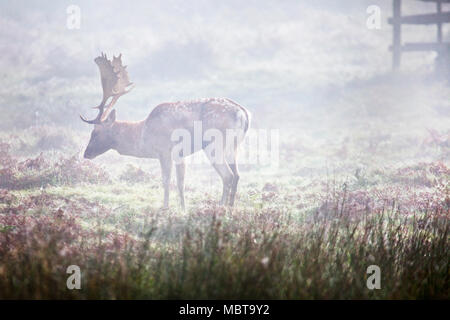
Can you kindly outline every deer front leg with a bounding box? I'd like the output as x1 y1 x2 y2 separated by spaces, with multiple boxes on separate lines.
159 153 172 209
175 159 186 211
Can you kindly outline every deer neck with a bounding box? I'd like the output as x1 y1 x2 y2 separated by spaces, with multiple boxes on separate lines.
111 120 146 157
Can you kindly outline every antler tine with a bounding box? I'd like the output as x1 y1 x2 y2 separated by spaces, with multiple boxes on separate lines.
80 97 108 124
100 53 134 121
80 114 98 124
80 52 133 124
101 84 135 121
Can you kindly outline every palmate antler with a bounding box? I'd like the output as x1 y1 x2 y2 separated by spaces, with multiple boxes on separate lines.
80 53 134 124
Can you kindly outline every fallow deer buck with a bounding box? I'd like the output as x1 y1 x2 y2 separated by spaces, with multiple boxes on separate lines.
80 53 250 210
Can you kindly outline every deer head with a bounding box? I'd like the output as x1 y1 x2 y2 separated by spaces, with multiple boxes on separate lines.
81 53 134 159
83 109 117 159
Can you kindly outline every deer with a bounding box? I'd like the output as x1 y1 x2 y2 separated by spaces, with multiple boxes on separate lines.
80 53 251 210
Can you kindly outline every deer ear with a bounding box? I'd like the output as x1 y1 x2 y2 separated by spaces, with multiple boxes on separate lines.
106 109 116 123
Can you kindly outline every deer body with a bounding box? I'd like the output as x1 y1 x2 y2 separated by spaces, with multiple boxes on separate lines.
80 53 250 209
83 92 250 209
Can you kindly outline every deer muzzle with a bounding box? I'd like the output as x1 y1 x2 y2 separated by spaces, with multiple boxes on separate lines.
83 146 97 159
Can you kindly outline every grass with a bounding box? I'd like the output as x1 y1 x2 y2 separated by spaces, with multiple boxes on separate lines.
0 189 448 299
0 142 448 299
0 77 449 299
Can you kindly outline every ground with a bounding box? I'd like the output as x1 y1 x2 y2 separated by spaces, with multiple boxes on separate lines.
0 76 449 299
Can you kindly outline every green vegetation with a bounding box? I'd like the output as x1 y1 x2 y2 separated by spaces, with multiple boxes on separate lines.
0 123 448 299
0 77 449 299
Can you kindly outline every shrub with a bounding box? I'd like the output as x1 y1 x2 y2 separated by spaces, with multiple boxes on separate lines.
119 164 153 184
0 142 110 189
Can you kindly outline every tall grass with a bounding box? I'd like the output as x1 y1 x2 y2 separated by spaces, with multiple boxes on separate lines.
0 197 448 299
0 125 448 299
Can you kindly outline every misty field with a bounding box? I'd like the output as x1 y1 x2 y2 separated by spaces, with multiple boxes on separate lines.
0 75 448 299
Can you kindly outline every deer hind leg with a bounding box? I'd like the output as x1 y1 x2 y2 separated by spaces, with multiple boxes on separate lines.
225 132 243 207
175 159 186 211
159 153 172 209
216 162 234 206
204 150 234 206
227 152 240 207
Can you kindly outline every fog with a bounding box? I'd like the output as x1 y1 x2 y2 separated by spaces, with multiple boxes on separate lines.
1 0 448 131
0 1 449 300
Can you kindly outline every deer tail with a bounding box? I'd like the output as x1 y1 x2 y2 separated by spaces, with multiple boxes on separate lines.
238 105 251 134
